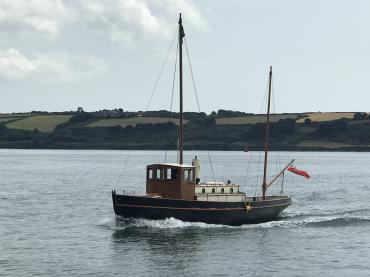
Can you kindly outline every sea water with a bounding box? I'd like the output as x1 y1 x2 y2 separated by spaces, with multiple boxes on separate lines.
1 150 369 276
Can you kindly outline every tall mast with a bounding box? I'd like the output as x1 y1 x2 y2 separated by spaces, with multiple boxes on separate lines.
178 13 185 164
262 66 273 199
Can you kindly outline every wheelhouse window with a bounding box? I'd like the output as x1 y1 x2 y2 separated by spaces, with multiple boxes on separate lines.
148 169 153 180
171 168 179 180
183 169 193 181
153 168 163 180
166 168 172 180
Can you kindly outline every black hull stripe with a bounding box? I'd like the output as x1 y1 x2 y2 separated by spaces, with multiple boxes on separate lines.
116 203 290 211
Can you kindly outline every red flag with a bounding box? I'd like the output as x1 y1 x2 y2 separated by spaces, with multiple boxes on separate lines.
287 165 310 179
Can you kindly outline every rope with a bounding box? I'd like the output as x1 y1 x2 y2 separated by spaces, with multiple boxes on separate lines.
243 150 253 188
254 150 263 197
184 37 216 183
145 29 177 112
115 28 177 190
280 171 285 195
164 37 179 163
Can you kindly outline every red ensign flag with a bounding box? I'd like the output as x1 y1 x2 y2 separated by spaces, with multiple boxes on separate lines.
287 165 310 179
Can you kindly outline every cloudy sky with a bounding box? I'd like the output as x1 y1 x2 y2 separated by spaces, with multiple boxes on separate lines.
1 0 369 114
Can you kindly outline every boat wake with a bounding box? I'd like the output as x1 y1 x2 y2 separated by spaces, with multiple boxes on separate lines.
115 217 228 229
251 215 370 229
105 208 370 230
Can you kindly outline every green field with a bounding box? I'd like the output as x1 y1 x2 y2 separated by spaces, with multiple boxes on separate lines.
0 117 20 123
6 115 74 132
296 140 352 149
296 112 355 123
0 113 32 124
87 117 187 127
216 114 299 125
0 113 31 118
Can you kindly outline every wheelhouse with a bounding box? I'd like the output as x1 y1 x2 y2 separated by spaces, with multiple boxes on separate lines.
146 163 195 200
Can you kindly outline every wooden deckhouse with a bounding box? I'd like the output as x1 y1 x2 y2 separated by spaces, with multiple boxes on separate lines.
146 163 195 200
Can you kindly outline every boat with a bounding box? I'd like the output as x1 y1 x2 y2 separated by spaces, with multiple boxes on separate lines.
112 14 295 226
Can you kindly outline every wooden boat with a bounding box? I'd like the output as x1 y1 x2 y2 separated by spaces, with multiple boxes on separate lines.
112 14 293 226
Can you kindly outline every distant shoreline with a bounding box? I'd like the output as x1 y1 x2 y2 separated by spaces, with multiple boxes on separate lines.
1 110 369 152
1 146 370 152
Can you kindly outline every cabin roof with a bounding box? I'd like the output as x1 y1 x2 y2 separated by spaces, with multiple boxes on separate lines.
147 163 194 169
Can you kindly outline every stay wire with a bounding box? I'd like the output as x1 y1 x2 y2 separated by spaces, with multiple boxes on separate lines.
144 29 178 112
164 38 179 163
115 28 177 190
243 150 253 188
254 75 271 196
254 150 263 197
184 37 216 183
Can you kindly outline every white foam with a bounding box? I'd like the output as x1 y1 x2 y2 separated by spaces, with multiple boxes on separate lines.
97 217 116 227
118 217 232 229
112 213 370 230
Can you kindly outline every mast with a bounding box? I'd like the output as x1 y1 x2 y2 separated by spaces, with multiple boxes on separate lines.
178 13 185 164
262 66 273 199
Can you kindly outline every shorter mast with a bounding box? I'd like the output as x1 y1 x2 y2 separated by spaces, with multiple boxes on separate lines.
178 13 185 164
262 66 273 199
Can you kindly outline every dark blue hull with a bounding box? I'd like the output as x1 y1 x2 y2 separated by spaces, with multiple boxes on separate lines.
112 191 291 226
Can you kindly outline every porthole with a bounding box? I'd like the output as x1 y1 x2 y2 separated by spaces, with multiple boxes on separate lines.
230 188 234 193
212 188 215 193
221 188 224 193
202 188 205 193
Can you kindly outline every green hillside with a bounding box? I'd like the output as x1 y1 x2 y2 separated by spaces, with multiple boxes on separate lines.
6 115 74 132
0 110 369 151
87 117 187 127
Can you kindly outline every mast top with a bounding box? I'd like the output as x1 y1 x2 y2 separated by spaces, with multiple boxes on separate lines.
178 13 185 38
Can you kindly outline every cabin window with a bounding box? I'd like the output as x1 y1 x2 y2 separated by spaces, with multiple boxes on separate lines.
148 169 153 180
171 168 179 180
201 188 205 193
212 188 215 193
184 170 189 181
166 168 171 180
183 169 193 181
230 188 234 193
221 188 224 193
155 168 163 180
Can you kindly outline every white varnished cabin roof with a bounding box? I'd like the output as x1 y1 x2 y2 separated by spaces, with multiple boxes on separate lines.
197 182 240 187
147 163 194 168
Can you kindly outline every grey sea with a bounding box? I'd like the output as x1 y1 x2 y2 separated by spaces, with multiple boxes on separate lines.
1 150 369 277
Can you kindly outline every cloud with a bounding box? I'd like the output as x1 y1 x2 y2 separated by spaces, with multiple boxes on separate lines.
0 0 69 38
77 0 206 43
0 0 205 43
0 48 107 82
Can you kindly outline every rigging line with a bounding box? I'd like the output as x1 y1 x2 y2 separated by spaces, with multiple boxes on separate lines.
115 28 177 190
243 150 253 187
280 171 285 195
184 37 216 183
254 149 263 197
164 38 179 163
184 38 201 112
272 73 276 115
145 28 178 112
260 77 270 114
254 74 271 196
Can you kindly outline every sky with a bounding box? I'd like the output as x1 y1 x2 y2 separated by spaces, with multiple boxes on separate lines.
1 0 370 114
